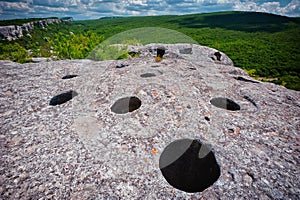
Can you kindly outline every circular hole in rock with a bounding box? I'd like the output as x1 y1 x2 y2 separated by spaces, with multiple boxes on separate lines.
140 73 156 78
49 90 78 106
179 47 192 54
189 67 197 70
116 64 129 69
111 96 142 114
159 139 220 193
128 51 141 58
62 75 78 79
210 97 240 111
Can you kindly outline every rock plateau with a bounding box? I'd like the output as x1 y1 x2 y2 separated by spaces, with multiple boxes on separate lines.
0 44 299 199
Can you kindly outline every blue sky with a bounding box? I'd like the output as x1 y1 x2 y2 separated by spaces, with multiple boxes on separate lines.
0 0 299 20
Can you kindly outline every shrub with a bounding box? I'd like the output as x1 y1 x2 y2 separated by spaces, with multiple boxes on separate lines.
0 43 28 63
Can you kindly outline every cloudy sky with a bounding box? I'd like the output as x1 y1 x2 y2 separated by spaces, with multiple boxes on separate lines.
0 0 299 20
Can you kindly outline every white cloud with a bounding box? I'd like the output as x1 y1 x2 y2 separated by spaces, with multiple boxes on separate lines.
233 0 300 16
193 0 236 4
278 0 300 16
129 0 148 6
0 0 299 20
34 5 69 12
0 1 31 11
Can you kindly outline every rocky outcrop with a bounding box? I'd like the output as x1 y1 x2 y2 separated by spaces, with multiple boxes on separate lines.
0 18 61 40
0 44 299 199
61 17 74 22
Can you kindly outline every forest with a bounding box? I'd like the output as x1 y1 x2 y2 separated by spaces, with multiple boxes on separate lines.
0 11 299 90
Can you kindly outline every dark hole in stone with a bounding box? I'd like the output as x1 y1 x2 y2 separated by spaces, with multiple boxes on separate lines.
128 51 140 58
62 75 78 79
229 70 240 75
228 171 235 181
116 64 129 69
49 90 78 106
189 67 197 70
157 47 166 58
234 76 259 83
286 95 294 101
205 116 210 121
210 97 241 111
111 96 141 114
179 48 193 54
159 139 220 193
228 128 234 133
214 52 222 61
247 172 255 181
140 73 156 78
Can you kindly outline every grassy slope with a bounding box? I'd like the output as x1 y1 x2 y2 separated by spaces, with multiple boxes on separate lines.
1 11 300 90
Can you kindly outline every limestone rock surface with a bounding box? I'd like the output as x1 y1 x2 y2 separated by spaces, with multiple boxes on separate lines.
0 44 299 199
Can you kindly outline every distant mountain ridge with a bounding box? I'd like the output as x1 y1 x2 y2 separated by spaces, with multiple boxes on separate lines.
0 17 73 41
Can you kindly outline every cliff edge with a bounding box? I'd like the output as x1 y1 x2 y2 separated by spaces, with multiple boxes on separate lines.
0 18 62 41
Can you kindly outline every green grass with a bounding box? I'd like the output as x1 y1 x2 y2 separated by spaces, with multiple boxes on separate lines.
0 11 299 90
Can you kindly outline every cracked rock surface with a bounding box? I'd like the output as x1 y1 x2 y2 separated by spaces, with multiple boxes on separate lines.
0 43 299 199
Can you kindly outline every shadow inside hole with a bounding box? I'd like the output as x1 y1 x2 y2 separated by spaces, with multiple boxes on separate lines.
111 96 142 114
62 75 78 79
159 139 220 193
243 95 258 109
116 64 129 68
210 97 241 111
234 76 259 84
49 90 78 106
205 116 210 121
140 73 156 78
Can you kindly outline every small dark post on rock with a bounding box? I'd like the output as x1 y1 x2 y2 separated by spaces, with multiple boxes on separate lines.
214 52 222 61
157 47 166 58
